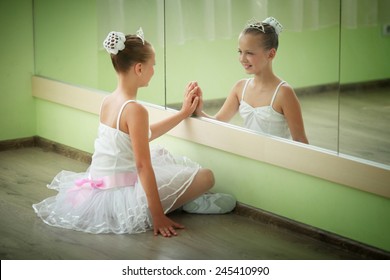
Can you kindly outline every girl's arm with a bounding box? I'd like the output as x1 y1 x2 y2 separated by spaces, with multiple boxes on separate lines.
279 86 309 144
149 82 199 141
125 103 184 237
194 80 243 123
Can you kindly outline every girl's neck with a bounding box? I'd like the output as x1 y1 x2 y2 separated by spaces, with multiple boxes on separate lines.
252 68 279 86
115 74 139 100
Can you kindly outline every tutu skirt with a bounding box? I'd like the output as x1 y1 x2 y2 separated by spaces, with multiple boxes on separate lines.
32 146 200 234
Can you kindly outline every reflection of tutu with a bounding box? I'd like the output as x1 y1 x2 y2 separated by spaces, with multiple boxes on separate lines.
33 146 200 234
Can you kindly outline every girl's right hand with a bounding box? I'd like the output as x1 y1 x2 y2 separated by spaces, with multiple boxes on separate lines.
180 82 200 118
153 213 185 237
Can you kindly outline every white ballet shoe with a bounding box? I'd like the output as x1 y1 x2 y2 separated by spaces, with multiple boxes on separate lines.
183 193 236 214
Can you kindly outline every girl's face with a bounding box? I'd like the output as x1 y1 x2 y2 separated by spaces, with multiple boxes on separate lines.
238 33 273 75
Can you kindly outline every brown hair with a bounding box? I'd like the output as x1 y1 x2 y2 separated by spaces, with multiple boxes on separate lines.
242 23 279 51
110 35 153 73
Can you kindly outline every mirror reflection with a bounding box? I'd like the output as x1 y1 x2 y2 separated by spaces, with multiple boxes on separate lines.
32 0 389 166
165 0 340 151
33 0 166 107
339 0 390 165
193 16 309 144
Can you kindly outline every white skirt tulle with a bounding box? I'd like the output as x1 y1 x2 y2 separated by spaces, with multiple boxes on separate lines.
32 147 200 234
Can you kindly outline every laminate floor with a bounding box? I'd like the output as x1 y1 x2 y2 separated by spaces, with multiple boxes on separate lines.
0 148 372 260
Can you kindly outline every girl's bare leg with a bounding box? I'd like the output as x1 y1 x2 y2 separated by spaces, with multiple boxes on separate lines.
170 168 215 211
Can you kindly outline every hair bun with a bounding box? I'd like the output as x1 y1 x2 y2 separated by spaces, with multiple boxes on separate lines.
103 31 126 55
262 17 283 35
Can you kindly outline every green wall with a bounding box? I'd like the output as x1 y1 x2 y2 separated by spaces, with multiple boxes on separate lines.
35 100 98 153
33 0 165 107
33 0 99 89
1 0 389 252
340 25 390 84
30 0 390 103
0 0 35 141
165 26 340 104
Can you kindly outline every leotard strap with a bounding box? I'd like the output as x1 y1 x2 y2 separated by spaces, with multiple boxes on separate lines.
241 78 252 101
270 81 286 107
116 100 137 130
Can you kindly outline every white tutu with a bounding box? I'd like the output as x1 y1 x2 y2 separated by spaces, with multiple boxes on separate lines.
33 146 200 234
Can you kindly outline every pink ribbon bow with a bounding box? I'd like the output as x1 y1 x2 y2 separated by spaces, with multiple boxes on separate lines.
75 178 104 188
74 172 138 190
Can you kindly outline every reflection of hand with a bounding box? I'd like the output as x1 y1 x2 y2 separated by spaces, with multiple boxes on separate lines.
194 85 204 116
153 213 185 237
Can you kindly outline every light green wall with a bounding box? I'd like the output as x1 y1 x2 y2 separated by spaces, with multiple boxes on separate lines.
164 0 341 104
35 100 98 153
340 25 390 84
31 0 390 106
33 0 99 89
166 26 340 104
0 0 35 141
31 0 390 103
33 0 166 106
1 0 389 251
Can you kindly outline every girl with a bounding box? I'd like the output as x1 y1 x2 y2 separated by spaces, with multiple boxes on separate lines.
33 29 236 238
195 17 308 144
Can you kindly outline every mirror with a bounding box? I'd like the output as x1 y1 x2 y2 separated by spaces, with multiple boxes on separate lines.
33 0 166 107
165 0 340 152
339 0 390 165
33 0 389 167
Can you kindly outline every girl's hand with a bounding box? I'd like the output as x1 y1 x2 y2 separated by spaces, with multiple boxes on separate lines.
153 214 185 237
180 81 199 118
194 85 204 116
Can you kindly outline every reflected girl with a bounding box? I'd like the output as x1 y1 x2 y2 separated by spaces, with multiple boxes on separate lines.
195 17 308 144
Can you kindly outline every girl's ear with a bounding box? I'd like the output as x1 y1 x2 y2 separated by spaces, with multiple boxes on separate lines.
134 63 142 76
268 48 276 60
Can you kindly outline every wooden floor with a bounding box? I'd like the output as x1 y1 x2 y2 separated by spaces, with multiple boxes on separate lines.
0 147 382 260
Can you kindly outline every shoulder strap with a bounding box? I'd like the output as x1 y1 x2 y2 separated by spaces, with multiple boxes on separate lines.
241 78 252 101
270 81 286 106
116 100 137 130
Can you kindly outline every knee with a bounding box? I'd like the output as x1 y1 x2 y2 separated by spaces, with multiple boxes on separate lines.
202 168 215 189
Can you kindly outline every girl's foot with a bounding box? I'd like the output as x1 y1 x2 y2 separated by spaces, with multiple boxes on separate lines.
183 193 236 214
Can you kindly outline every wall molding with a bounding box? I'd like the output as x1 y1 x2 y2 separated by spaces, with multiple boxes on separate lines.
31 76 390 198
